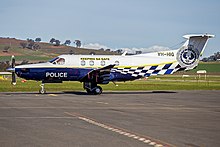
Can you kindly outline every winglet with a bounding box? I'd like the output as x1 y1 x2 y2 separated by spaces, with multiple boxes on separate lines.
183 34 215 39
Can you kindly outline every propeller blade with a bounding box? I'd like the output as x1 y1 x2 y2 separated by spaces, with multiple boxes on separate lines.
11 55 15 68
10 55 16 85
12 72 16 85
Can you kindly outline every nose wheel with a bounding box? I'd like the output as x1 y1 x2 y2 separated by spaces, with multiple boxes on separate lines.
39 83 46 94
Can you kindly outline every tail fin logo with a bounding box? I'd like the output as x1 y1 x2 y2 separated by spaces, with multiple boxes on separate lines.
177 45 199 68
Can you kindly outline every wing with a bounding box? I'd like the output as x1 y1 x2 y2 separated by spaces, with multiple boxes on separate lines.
80 64 115 84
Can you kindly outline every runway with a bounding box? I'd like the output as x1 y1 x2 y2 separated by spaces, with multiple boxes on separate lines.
0 91 220 147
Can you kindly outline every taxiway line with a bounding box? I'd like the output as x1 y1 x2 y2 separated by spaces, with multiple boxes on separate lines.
64 112 176 147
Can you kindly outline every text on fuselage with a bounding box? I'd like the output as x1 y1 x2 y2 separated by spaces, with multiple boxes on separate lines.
46 72 67 78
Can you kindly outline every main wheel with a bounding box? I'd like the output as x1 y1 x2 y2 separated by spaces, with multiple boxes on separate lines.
93 86 102 95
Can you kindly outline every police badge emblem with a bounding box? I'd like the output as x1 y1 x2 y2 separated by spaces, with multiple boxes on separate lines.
177 45 199 68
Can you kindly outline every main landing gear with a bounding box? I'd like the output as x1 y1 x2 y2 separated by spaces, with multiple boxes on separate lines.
83 82 102 95
39 83 46 94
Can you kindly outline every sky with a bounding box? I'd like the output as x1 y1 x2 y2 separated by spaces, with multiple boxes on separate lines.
0 0 219 56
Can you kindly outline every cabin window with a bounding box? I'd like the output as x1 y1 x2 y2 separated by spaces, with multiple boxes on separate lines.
115 61 119 66
57 58 65 65
89 60 94 66
100 60 105 66
81 60 86 66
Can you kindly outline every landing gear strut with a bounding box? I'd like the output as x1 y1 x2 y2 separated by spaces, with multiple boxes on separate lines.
39 83 46 94
83 82 102 95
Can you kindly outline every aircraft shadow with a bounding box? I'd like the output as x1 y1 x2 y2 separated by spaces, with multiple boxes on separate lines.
63 91 177 95
1 91 177 95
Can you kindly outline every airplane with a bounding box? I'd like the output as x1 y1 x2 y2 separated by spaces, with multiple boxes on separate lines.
7 34 214 95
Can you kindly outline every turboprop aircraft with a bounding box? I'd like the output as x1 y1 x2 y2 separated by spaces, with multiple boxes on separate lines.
7 34 214 95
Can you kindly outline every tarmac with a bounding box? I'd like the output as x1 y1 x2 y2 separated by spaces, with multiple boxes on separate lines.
0 90 219 147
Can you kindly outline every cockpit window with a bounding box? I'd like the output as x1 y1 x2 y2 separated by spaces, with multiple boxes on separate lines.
49 57 59 63
57 58 65 65
49 57 65 65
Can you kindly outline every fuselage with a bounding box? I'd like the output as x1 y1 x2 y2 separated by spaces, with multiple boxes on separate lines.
14 50 179 82
8 34 214 95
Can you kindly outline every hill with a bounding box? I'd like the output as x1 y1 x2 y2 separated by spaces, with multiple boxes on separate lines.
0 37 118 62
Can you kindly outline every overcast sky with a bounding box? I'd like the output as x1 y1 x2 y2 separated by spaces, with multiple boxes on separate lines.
0 0 219 56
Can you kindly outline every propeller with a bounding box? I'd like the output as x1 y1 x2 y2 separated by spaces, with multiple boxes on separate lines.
11 55 16 85
7 55 16 85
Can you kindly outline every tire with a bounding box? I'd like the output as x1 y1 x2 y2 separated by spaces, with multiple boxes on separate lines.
39 89 46 94
94 86 102 95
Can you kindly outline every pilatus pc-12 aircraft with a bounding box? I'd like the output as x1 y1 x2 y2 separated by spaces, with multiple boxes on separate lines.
7 34 214 95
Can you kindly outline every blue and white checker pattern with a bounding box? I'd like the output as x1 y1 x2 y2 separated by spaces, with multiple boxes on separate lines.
111 62 186 77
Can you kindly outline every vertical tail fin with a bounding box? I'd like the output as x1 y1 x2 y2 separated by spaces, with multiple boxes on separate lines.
176 34 214 69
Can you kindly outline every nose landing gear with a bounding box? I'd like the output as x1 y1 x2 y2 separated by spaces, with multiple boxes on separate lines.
39 83 46 94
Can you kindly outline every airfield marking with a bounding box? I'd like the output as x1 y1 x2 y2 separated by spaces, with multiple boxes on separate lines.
96 101 109 105
48 94 58 97
64 112 176 147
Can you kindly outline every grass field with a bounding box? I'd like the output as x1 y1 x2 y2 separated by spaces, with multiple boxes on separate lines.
0 55 51 62
1 75 220 92
189 62 220 73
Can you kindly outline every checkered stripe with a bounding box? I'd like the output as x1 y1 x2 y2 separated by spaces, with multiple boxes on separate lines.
111 62 186 77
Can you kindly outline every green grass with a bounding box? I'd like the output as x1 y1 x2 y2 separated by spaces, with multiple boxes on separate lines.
0 75 220 92
152 75 220 81
0 56 51 62
189 62 220 73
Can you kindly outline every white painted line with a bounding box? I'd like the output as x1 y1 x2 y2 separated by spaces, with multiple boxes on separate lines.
128 134 136 138
97 102 109 105
143 140 151 143
124 133 130 136
133 136 140 139
64 112 174 147
138 138 146 141
149 142 156 145
48 94 58 97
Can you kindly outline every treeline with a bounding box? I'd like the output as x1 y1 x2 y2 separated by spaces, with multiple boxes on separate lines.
18 37 82 51
202 52 220 62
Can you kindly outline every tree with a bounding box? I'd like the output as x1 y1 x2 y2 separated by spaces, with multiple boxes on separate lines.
27 40 35 49
64 40 71 46
33 44 41 50
75 40 81 48
115 49 122 54
202 51 220 62
105 49 111 52
54 40 60 46
35 38 41 42
27 38 34 42
135 51 142 54
20 42 27 48
49 38 56 44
